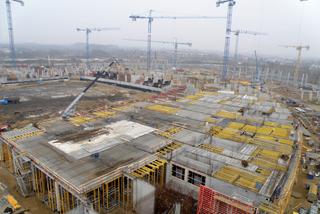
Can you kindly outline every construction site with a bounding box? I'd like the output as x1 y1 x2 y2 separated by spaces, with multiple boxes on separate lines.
1 0 320 214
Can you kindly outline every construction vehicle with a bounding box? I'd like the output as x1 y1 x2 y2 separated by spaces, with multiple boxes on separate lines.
0 97 20 105
0 183 28 214
61 59 119 119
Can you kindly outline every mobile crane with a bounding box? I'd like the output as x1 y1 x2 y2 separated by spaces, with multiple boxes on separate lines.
61 59 119 119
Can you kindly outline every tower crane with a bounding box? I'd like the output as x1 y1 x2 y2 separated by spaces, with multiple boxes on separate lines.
76 27 119 68
280 45 309 84
129 10 225 73
216 0 236 83
6 0 24 68
124 38 192 69
232 30 267 63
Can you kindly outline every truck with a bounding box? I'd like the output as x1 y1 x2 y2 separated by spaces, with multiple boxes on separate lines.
0 97 20 105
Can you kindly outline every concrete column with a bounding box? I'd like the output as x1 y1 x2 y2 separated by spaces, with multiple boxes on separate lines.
287 72 291 85
55 182 61 212
305 74 308 86
301 73 305 87
309 91 313 101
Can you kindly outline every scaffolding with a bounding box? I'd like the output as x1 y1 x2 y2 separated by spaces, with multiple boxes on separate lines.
2 143 14 173
31 163 135 214
12 149 33 197
85 176 133 213
197 185 256 214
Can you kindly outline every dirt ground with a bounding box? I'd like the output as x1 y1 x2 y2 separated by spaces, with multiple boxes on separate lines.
0 80 151 128
0 164 53 214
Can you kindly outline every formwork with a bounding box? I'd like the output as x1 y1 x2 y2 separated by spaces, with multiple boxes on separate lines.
197 185 256 214
0 120 163 214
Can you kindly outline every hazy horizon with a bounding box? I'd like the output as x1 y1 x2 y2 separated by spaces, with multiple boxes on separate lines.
0 0 319 59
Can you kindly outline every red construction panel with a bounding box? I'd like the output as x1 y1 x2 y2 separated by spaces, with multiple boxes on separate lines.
197 186 256 214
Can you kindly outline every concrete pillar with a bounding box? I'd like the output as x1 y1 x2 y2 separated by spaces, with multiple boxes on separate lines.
287 72 291 85
301 73 305 87
305 74 308 86
55 182 61 211
309 91 313 101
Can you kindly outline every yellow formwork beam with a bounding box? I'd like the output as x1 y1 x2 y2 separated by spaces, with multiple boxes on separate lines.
199 144 224 154
131 159 167 186
92 111 115 118
278 139 293 146
214 166 267 192
157 142 182 155
235 177 258 192
280 124 293 130
69 116 95 126
214 170 239 183
258 149 281 161
215 110 240 119
264 121 279 127
210 126 223 135
112 105 131 112
255 168 271 177
256 126 273 135
251 158 287 171
159 127 182 138
228 122 245 130
242 125 257 133
146 104 179 114
271 128 290 139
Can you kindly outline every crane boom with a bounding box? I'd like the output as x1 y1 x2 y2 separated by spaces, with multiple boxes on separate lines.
125 38 192 68
232 29 267 63
62 59 118 119
130 10 225 73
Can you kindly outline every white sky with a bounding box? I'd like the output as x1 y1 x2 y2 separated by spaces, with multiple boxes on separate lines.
0 0 319 58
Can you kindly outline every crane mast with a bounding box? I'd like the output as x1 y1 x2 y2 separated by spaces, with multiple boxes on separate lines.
280 45 309 84
232 30 267 63
6 0 24 68
217 0 236 83
76 27 119 69
130 10 225 73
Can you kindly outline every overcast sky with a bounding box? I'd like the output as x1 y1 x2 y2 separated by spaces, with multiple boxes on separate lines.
0 0 319 59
